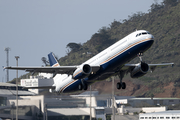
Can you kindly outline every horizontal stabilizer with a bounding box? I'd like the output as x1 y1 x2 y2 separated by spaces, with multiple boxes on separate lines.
23 86 55 89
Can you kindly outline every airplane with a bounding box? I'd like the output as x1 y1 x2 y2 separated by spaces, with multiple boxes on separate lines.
5 30 174 93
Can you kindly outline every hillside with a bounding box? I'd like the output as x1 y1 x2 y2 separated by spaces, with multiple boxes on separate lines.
11 0 180 97
57 1 180 97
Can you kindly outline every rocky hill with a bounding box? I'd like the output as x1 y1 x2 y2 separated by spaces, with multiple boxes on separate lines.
57 1 180 97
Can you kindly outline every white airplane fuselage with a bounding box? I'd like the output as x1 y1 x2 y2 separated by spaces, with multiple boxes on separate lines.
54 30 154 93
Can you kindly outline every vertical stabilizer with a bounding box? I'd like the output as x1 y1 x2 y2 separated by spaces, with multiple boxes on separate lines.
48 52 60 67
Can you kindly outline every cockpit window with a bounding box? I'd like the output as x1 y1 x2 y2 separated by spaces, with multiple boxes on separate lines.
136 32 150 37
142 32 147 35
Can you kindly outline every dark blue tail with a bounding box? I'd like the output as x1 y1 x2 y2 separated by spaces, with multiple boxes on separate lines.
48 52 60 67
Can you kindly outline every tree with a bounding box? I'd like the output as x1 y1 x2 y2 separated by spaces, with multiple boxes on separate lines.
98 26 109 35
110 20 121 29
150 93 154 100
41 57 49 66
66 43 82 53
150 3 164 12
163 0 178 6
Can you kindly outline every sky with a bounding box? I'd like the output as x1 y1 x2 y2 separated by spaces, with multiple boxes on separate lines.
0 0 163 82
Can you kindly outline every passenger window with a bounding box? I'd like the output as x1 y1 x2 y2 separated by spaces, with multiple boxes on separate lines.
139 33 141 36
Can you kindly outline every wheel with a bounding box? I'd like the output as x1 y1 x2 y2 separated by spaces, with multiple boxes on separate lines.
83 82 88 90
122 82 126 89
78 84 83 90
117 82 121 89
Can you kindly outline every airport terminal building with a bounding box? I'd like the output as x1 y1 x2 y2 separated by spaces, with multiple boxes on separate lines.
0 74 180 120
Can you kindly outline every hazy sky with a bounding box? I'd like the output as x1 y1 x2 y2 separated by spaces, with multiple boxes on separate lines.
0 0 163 82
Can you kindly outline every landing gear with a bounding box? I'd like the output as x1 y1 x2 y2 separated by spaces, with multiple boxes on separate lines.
78 79 88 90
122 82 126 89
117 82 126 89
138 52 143 62
117 71 126 90
78 83 83 90
117 82 121 89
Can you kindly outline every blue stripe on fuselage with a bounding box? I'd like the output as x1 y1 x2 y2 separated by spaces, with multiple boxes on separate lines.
62 79 81 93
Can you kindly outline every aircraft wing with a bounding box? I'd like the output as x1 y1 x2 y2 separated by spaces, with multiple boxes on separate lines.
121 62 174 73
5 66 77 75
148 63 174 72
5 65 100 75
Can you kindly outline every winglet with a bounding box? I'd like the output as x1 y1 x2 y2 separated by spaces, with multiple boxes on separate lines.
48 52 60 67
2 66 5 71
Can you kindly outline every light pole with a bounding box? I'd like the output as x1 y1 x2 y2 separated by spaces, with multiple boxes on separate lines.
4 47 10 82
112 77 115 120
90 85 92 120
15 56 19 120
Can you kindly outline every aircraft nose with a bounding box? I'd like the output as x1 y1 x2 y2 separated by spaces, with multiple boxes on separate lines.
151 34 154 39
147 34 154 40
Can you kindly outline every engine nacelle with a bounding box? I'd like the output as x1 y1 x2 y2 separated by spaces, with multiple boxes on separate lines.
130 62 149 78
73 64 92 79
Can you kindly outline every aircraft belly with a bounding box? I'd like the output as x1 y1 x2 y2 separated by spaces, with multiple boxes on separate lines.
63 81 80 93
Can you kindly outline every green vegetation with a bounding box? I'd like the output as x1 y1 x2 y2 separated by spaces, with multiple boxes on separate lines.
57 0 180 96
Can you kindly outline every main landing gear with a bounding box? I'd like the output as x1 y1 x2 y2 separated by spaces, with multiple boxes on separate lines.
117 71 126 89
116 52 144 90
78 79 88 90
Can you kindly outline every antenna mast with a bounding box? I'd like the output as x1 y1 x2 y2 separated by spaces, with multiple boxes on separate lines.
4 47 10 82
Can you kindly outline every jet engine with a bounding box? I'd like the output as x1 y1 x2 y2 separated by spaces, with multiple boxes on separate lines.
130 62 149 78
73 64 92 79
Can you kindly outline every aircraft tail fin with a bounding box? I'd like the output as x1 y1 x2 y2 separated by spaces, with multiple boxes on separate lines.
48 52 60 67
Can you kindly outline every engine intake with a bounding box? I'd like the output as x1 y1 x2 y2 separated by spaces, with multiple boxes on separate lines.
73 64 92 79
130 62 149 78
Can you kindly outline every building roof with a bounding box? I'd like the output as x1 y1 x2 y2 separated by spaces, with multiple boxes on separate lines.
71 91 99 97
129 97 180 100
0 89 36 96
140 110 180 116
0 82 36 96
47 108 90 116
0 82 17 87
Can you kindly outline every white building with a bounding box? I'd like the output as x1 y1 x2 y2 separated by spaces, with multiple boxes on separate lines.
139 110 180 120
21 73 54 94
116 97 180 107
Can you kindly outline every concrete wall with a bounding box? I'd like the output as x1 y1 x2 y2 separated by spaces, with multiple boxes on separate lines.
128 98 180 107
20 95 44 111
78 96 97 107
117 106 167 114
8 95 45 120
142 106 167 113
47 108 96 118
